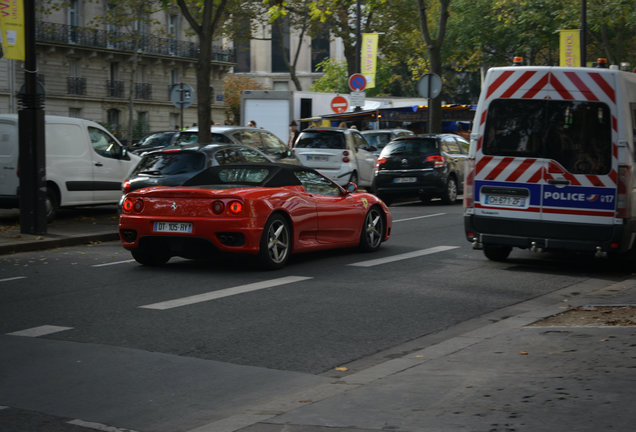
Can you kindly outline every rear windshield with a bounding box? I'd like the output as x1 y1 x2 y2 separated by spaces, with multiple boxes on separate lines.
132 151 205 176
484 99 611 174
380 138 438 156
295 131 346 149
363 133 392 149
174 132 232 146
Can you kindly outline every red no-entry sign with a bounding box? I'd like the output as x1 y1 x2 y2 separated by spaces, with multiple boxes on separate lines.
330 95 349 113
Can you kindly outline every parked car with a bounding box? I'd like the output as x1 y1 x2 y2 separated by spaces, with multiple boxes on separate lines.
119 163 392 269
120 143 274 204
175 126 301 165
293 127 377 187
372 134 468 205
127 131 181 155
361 129 414 155
0 114 139 221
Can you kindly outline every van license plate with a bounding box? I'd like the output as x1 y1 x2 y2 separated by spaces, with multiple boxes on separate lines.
484 195 526 207
394 177 417 183
154 222 193 233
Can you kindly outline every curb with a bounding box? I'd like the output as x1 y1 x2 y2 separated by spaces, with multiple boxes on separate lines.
0 233 120 255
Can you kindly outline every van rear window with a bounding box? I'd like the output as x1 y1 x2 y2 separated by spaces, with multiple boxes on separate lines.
484 99 612 174
295 131 346 149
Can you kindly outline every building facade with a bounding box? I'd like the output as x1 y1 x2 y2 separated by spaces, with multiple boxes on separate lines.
0 0 234 143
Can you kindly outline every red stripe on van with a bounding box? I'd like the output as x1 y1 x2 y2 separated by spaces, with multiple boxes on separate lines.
609 169 617 184
550 75 574 100
480 109 487 126
485 157 514 180
613 142 618 158
589 72 616 104
543 208 614 217
564 72 599 101
586 175 604 187
522 73 549 99
486 70 514 99
505 158 536 182
613 116 618 132
501 71 536 98
477 136 483 151
527 166 543 183
475 155 493 175
563 172 581 186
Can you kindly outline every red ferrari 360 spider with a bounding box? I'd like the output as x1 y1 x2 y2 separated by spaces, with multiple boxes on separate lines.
119 163 392 269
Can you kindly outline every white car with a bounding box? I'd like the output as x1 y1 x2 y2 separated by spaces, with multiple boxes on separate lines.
293 127 377 187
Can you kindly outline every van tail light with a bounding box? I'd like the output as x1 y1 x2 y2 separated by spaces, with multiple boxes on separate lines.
122 179 131 194
376 157 387 171
464 158 476 208
426 155 445 168
342 150 350 163
616 165 630 218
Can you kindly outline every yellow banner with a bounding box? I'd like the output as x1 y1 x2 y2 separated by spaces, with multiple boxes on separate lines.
361 33 379 89
559 29 580 67
0 0 25 60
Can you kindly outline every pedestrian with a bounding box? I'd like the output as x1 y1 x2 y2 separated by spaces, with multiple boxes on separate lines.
338 121 347 128
288 120 299 148
248 120 257 128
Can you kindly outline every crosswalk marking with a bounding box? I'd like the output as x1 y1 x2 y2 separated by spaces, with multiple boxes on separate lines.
139 276 313 310
349 245 460 267
7 325 73 337
0 276 26 283
92 259 136 267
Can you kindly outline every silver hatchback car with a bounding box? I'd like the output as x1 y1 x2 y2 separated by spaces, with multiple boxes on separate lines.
176 126 301 165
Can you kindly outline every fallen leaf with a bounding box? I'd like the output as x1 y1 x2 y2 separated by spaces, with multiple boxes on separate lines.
334 367 348 371
520 351 529 355
299 400 312 403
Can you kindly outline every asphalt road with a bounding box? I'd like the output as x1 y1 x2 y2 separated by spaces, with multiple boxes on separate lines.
1 200 634 431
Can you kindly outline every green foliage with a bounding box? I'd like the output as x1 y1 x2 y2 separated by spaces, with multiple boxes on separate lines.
223 75 266 124
310 58 349 93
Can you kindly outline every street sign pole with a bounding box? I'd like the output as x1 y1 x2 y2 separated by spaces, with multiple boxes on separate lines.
180 82 184 130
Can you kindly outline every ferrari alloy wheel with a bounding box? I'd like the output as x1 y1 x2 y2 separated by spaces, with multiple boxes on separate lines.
360 206 384 252
259 214 291 269
131 250 170 266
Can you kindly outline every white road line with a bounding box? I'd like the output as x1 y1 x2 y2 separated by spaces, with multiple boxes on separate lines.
92 259 136 267
0 276 26 283
68 419 139 432
7 325 73 337
349 245 460 267
393 213 446 223
139 276 313 310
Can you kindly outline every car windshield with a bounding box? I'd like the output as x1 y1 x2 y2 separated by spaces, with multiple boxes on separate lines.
174 132 232 146
132 132 174 148
381 138 438 156
484 99 612 174
132 151 205 176
295 131 346 149
363 133 392 150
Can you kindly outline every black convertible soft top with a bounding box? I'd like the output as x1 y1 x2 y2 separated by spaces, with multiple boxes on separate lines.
183 163 306 188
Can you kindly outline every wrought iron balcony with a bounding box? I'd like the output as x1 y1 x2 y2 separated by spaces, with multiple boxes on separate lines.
135 82 152 100
106 80 125 98
67 77 86 95
36 21 235 62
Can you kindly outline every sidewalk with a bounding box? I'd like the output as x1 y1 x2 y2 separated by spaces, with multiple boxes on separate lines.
0 206 119 255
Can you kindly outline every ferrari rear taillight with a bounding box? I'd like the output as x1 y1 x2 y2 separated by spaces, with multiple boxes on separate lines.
211 200 225 214
228 201 243 214
342 150 350 163
122 198 144 213
426 155 445 168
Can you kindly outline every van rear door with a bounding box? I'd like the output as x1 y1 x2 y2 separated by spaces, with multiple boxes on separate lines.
476 68 617 229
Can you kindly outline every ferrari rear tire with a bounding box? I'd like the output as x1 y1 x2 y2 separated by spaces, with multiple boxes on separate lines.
359 205 384 252
131 249 171 266
258 214 291 269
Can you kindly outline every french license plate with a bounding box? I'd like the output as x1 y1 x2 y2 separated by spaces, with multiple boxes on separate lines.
484 195 526 207
394 177 417 183
153 221 193 233
307 155 329 162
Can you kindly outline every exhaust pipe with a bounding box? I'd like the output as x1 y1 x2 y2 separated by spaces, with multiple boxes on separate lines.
472 237 483 250
595 246 607 258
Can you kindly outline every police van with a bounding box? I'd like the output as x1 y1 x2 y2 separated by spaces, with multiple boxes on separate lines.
464 61 636 260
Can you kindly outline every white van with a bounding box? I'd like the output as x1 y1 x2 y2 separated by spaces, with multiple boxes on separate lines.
0 115 140 220
464 65 636 260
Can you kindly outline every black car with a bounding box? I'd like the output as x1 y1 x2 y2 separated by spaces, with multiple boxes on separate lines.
372 134 468 205
127 131 181 155
120 143 274 201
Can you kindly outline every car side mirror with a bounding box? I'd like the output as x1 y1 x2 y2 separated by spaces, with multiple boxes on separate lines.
345 182 357 194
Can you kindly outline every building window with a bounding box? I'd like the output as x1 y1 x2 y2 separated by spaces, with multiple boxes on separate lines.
135 112 150 140
273 81 289 91
107 109 120 133
68 61 86 95
311 30 330 72
107 62 124 97
168 14 178 55
234 16 251 73
67 0 80 43
271 20 289 73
